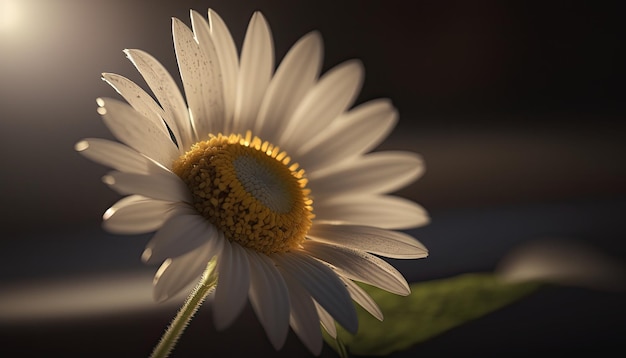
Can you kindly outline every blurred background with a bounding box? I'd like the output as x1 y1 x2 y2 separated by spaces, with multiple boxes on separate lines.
1 0 624 356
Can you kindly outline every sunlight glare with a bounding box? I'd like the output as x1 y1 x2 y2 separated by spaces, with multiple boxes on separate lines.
0 0 20 33
0 272 186 322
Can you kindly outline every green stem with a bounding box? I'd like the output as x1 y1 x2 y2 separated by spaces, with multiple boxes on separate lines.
150 257 219 358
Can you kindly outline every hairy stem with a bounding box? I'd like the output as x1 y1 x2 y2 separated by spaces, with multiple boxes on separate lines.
150 258 218 358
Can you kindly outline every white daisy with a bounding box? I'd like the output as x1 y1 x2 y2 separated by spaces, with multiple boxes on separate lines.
76 9 429 355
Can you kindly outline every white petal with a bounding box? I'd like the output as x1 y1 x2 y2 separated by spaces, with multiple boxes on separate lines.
247 251 290 350
153 237 223 302
232 12 274 134
102 170 191 203
340 277 383 321
280 268 323 356
173 17 224 139
279 60 364 151
102 195 173 234
314 301 337 338
205 9 240 132
124 49 193 150
274 252 358 334
296 99 398 173
254 31 323 143
142 207 217 264
314 195 430 230
302 240 411 296
97 97 179 168
213 240 251 330
308 151 425 196
101 73 169 138
75 138 167 175
308 223 428 259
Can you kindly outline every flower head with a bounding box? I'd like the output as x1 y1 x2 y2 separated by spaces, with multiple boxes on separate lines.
76 9 429 355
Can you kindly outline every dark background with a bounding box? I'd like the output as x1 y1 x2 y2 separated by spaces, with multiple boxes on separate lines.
1 0 624 357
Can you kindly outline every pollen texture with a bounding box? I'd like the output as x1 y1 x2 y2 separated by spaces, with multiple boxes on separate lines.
172 132 313 254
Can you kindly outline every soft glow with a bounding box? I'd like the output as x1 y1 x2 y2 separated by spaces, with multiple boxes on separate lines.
0 272 184 322
0 0 20 33
497 238 626 291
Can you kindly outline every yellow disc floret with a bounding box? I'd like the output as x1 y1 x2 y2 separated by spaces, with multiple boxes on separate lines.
172 132 313 254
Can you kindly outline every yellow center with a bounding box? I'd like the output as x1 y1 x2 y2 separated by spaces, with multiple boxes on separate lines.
172 132 314 254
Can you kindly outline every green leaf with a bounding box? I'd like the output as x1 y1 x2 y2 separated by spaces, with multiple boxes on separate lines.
324 273 540 356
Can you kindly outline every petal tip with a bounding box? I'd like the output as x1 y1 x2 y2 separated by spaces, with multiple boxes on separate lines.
74 140 88 152
304 29 323 43
141 248 153 263
101 174 115 185
171 16 183 26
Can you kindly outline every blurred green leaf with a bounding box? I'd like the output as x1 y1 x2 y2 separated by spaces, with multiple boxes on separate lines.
324 273 540 356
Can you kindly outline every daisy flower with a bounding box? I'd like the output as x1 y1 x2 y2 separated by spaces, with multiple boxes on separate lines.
76 9 429 356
